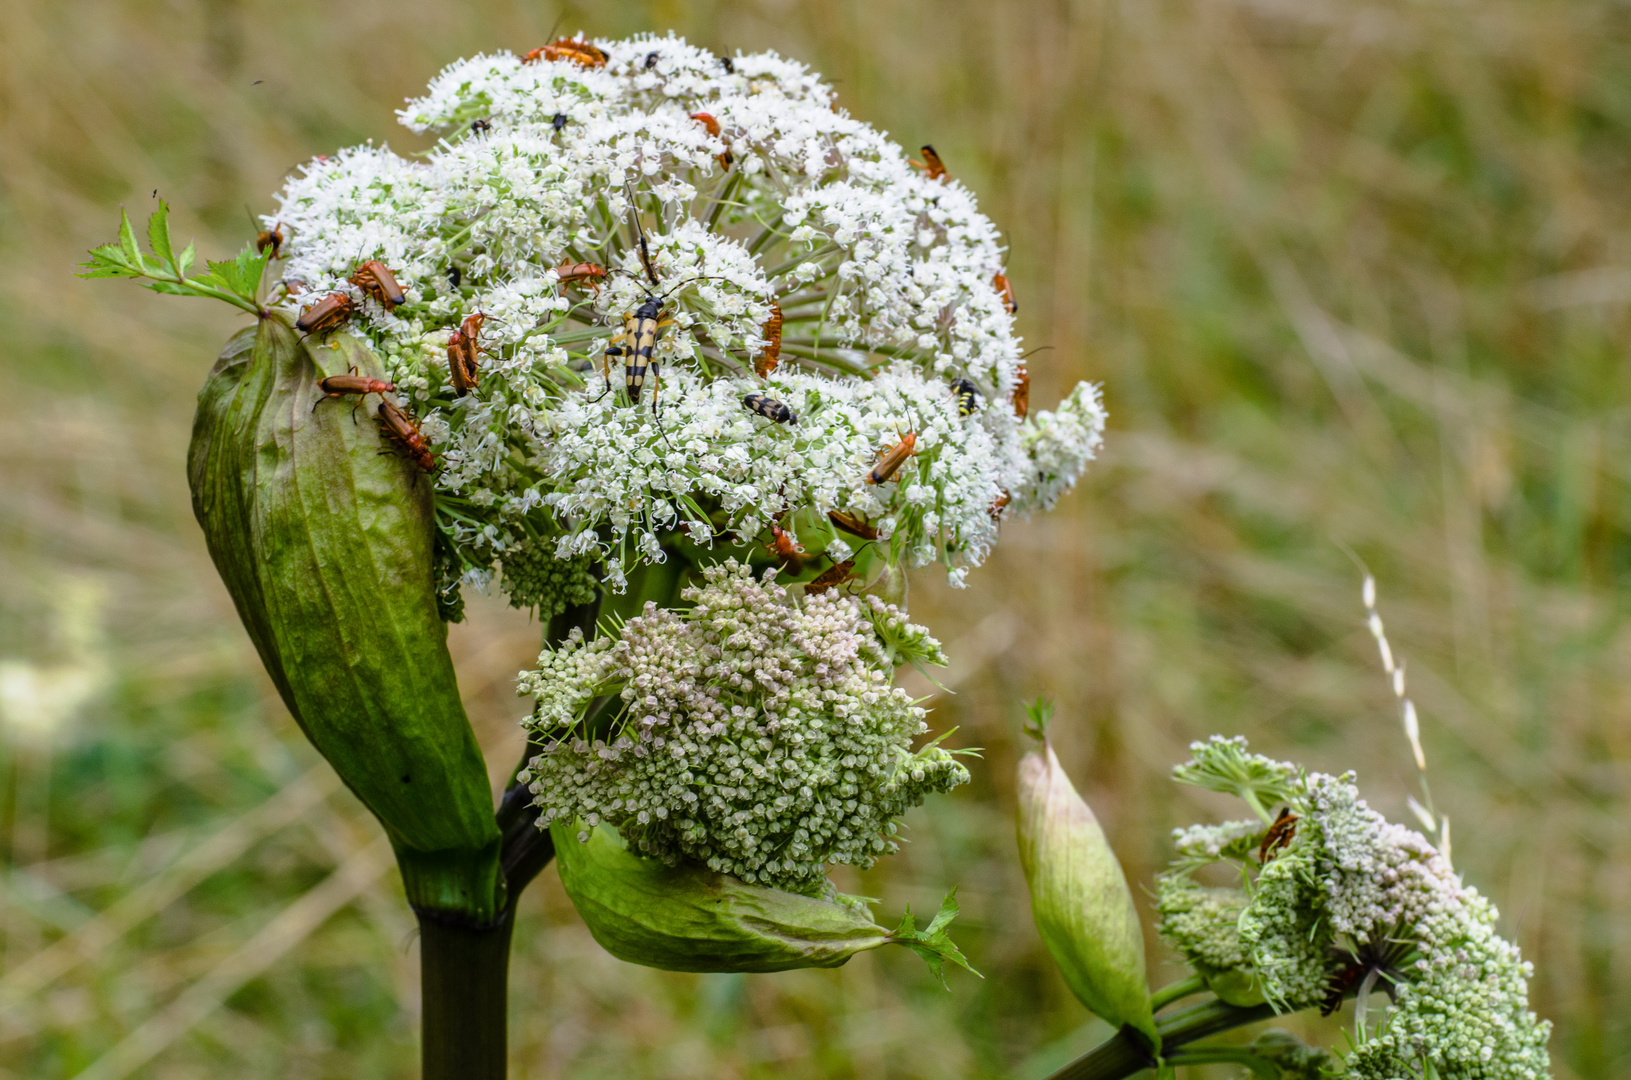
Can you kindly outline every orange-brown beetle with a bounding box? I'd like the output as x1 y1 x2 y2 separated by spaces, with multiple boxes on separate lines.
348 260 406 311
689 111 734 169
755 302 783 378
865 432 917 485
255 221 287 259
523 38 607 68
911 145 949 181
990 488 1011 520
295 292 356 336
993 272 1018 315
376 400 436 473
1012 364 1029 420
827 510 879 540
1258 807 1298 865
767 521 804 574
552 262 607 290
314 368 396 414
804 559 856 595
446 311 490 397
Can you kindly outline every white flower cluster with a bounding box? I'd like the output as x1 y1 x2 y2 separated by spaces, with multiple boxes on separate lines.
263 33 1104 596
514 560 969 893
1161 738 1551 1080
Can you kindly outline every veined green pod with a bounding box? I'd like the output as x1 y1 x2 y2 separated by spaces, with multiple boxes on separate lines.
1017 738 1158 1049
550 822 977 980
188 315 502 920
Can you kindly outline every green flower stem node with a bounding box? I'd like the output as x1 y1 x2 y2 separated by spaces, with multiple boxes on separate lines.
1017 742 1158 1049
551 822 977 980
188 315 502 921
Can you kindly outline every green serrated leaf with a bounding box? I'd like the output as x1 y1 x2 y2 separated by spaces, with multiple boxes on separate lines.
76 245 144 279
891 889 981 989
78 242 137 273
144 281 193 296
177 242 197 277
146 200 175 269
191 272 232 293
203 259 245 296
117 207 141 264
235 243 272 300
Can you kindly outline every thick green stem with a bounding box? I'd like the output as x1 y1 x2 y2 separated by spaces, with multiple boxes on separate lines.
416 594 593 1080
1150 975 1207 1013
1042 1000 1281 1080
418 908 515 1080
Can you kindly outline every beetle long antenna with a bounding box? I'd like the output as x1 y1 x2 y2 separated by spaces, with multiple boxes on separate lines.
623 180 661 287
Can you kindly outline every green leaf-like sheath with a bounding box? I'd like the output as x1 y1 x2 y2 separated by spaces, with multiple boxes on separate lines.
1016 743 1158 1049
551 822 893 972
188 316 502 921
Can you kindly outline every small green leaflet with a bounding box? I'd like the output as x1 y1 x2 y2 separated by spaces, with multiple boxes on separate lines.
77 200 268 316
891 887 982 989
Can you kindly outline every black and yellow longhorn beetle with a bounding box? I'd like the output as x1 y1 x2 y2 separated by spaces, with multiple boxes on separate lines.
742 392 797 425
600 292 669 411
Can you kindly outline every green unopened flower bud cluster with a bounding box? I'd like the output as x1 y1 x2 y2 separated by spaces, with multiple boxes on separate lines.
516 560 969 893
1153 880 1249 973
500 540 599 620
1158 736 1551 1080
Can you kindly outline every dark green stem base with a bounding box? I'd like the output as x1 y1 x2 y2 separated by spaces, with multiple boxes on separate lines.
1044 1000 1281 1080
418 908 516 1080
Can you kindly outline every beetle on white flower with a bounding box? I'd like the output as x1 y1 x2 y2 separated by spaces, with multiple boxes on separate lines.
266 32 1104 603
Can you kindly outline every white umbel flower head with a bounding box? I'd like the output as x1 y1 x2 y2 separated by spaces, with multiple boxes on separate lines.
265 33 1104 598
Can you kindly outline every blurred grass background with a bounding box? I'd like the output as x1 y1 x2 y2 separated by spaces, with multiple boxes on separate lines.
1 0 1627 1076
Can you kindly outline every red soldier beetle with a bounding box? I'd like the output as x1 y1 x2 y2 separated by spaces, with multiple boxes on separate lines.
993 272 1018 315
376 400 436 473
865 432 917 485
1012 363 1030 420
827 510 878 540
755 302 782 377
990 488 1011 520
552 262 607 291
689 112 733 169
248 206 286 258
523 38 607 67
804 560 856 596
256 222 287 258
911 145 949 181
767 521 804 574
1258 807 1298 864
296 292 356 336
348 259 406 311
446 311 491 397
313 367 396 416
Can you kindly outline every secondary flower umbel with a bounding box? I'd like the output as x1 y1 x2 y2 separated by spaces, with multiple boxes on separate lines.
1157 737 1551 1080
264 33 1104 600
516 560 969 895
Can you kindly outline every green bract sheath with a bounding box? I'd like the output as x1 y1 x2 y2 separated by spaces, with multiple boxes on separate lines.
1016 743 1158 1048
188 315 502 921
551 822 893 973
